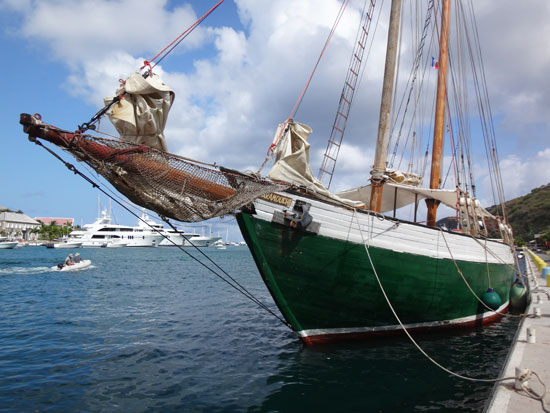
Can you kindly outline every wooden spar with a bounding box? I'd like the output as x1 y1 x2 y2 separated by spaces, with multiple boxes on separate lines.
426 0 450 226
369 0 402 212
19 113 235 201
130 155 235 200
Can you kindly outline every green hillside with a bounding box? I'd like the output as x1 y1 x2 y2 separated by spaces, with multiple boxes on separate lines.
489 184 550 243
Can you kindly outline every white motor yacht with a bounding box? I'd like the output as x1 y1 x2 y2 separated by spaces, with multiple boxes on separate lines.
69 209 163 247
137 211 220 247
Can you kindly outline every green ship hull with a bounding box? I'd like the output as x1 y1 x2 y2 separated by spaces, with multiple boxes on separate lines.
237 212 515 345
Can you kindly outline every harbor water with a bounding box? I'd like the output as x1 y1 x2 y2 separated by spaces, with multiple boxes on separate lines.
0 246 521 412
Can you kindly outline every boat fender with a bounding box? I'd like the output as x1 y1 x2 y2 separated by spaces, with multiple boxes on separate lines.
509 282 529 314
272 200 320 234
482 288 502 311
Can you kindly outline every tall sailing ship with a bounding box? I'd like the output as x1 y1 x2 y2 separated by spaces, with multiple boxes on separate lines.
20 0 515 345
234 0 516 344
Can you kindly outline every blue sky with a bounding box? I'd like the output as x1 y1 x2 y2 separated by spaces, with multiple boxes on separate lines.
1 0 549 241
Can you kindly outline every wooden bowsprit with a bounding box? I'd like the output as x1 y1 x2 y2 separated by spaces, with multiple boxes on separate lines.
20 113 288 223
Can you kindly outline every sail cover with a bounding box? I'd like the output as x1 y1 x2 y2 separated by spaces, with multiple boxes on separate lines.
105 72 175 151
267 121 364 207
337 183 459 212
267 120 494 218
337 183 494 218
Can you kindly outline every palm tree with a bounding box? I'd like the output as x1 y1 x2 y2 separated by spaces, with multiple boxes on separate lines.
62 222 73 238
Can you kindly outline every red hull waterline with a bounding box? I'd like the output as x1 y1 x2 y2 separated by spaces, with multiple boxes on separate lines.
299 304 509 346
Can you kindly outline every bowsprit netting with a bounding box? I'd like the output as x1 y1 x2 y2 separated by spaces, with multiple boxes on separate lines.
71 135 288 222
20 113 288 222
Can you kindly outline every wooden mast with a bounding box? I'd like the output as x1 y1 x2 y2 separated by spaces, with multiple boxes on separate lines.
426 0 450 226
369 0 402 212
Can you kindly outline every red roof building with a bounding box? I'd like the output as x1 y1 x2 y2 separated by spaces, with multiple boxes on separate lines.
34 217 74 226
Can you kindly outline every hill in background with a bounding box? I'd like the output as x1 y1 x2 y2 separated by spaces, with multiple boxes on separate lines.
488 183 550 243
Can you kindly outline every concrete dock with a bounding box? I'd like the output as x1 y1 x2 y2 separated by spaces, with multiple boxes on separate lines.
486 251 550 412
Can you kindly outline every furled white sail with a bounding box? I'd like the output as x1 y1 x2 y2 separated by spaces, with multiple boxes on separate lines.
336 183 458 212
267 121 363 208
267 121 495 219
105 72 175 151
337 183 494 218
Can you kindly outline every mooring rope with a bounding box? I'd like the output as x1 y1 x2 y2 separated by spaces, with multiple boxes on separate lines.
353 208 550 410
518 370 549 412
27 134 550 408
159 217 289 324
352 208 515 382
29 137 292 329
484 236 492 288
437 227 521 317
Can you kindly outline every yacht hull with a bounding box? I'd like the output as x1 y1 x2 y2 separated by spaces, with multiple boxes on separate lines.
237 192 515 345
46 242 83 249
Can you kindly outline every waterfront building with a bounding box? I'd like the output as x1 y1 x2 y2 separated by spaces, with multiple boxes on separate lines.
0 208 41 240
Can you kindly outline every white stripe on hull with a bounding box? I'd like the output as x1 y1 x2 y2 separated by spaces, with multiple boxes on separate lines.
253 192 514 265
298 301 509 339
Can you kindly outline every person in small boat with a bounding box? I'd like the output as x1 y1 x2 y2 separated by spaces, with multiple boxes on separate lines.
64 253 74 266
73 253 82 264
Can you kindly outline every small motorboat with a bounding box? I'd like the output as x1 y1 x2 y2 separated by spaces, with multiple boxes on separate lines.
46 240 83 249
51 259 92 272
0 241 18 249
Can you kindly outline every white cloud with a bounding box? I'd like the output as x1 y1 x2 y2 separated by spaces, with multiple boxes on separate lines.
499 149 550 199
473 0 550 140
213 26 248 66
18 0 204 64
0 0 31 12
477 148 550 206
310 142 374 192
66 52 145 104
4 0 549 207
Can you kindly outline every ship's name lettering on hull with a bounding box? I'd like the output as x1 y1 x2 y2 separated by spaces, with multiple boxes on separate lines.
260 193 292 207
